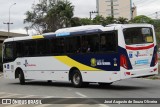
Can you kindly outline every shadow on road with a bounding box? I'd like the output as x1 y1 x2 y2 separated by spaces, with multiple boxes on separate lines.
10 81 148 91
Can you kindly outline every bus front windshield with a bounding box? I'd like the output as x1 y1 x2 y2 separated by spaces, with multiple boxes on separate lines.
3 43 14 63
123 27 154 45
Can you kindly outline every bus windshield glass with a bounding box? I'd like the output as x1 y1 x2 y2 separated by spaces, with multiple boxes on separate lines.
123 27 154 45
3 43 14 63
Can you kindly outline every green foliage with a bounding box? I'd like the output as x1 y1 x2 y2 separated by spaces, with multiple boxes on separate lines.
70 17 82 27
105 16 116 24
45 1 74 32
92 15 106 25
153 19 160 32
130 15 154 24
24 0 74 33
80 18 93 25
115 17 128 24
24 0 49 34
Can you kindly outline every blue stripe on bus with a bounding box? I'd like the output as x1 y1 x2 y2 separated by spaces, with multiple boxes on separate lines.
150 45 157 67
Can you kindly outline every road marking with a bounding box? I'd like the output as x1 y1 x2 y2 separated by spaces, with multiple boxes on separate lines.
0 92 5 95
66 88 72 91
65 100 93 107
99 104 110 107
20 95 37 98
3 105 22 107
34 104 52 107
75 92 87 98
0 94 20 98
75 92 109 107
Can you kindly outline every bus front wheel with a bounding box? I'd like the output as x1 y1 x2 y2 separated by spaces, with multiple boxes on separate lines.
19 70 25 85
71 70 83 88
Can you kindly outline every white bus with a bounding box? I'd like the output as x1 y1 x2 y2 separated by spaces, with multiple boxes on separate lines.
2 24 158 87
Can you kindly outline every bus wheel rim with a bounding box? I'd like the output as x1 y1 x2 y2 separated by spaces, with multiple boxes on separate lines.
73 73 80 85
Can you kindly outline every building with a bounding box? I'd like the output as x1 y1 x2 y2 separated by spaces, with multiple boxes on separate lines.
0 31 27 43
96 0 137 19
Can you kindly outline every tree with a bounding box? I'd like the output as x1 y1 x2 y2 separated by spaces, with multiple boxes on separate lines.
105 16 115 25
115 17 128 24
80 18 93 25
70 17 81 27
130 15 154 24
24 0 74 34
92 15 106 25
24 0 48 34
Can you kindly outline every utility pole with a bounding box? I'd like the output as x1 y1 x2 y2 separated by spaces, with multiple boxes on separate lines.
89 11 98 20
3 3 16 38
131 3 136 20
156 12 158 19
111 0 114 18
3 22 13 38
106 0 118 18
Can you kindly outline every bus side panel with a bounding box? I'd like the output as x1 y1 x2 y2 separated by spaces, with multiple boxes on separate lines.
13 57 70 81
81 71 121 83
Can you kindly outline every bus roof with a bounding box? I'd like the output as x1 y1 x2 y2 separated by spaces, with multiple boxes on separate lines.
3 24 153 43
106 24 152 28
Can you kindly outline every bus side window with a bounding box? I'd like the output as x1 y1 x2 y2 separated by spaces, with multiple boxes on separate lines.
66 36 81 54
59 38 65 54
24 40 36 56
80 34 99 53
50 38 64 55
100 32 117 52
37 39 50 56
16 42 23 57
50 38 56 55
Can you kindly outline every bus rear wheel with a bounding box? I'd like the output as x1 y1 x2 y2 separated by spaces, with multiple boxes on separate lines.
71 70 83 88
19 70 25 85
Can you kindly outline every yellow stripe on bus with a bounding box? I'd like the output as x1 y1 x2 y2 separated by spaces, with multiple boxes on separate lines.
32 35 44 39
54 56 101 71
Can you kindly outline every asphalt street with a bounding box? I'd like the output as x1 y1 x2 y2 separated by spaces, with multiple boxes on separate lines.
0 72 160 107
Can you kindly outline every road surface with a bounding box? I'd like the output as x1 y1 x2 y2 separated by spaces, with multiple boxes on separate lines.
0 72 160 107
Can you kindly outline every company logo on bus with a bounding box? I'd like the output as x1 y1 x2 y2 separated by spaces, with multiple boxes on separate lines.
135 51 147 57
91 58 111 67
24 60 36 67
91 58 97 67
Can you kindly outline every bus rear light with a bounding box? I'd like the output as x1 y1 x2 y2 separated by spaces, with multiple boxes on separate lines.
154 53 158 65
124 72 130 76
153 68 157 72
120 55 128 69
113 72 117 74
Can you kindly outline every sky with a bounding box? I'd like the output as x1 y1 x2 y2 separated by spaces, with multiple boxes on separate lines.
0 0 160 35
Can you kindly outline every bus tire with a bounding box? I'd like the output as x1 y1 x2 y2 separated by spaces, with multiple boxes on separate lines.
71 70 83 88
19 70 25 85
98 83 112 87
